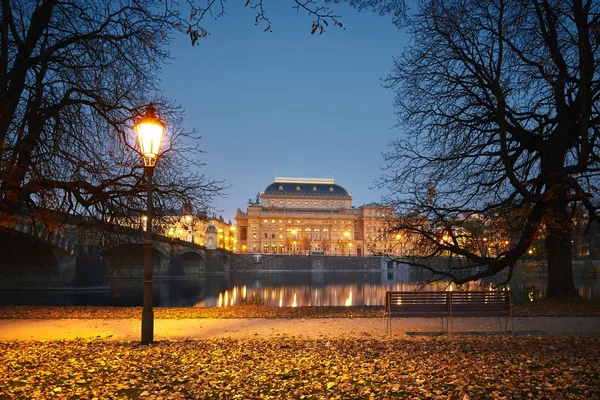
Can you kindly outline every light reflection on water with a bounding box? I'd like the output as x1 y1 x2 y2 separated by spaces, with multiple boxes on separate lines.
194 270 599 308
2 269 598 307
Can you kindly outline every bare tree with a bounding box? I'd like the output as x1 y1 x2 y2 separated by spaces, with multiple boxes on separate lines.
181 0 406 44
380 0 600 299
0 0 228 232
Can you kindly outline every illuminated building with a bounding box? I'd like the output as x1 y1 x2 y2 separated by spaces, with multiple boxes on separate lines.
235 177 410 256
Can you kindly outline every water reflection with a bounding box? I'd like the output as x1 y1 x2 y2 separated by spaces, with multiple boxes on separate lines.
195 270 600 308
1 270 598 306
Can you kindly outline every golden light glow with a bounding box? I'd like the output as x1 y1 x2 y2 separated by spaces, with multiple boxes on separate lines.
344 289 353 306
135 106 165 167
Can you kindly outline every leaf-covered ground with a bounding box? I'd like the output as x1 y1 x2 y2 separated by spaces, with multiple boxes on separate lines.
0 299 599 320
1 336 598 399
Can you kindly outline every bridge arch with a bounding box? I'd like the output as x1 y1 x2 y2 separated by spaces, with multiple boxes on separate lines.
0 231 63 286
180 250 206 274
102 243 166 278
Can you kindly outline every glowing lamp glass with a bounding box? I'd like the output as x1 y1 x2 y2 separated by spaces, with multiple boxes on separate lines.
135 106 165 167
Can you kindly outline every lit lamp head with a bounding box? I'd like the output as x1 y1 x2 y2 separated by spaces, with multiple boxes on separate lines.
135 105 165 168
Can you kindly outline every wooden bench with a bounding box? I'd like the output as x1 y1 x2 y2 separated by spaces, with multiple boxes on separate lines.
384 290 513 336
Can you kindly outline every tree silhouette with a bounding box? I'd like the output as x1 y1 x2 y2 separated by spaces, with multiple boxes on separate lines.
380 0 600 299
0 0 227 231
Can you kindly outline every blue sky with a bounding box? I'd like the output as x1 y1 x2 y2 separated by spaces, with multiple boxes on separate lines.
160 2 409 222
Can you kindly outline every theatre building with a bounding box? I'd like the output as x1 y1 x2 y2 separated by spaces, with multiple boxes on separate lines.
235 177 406 256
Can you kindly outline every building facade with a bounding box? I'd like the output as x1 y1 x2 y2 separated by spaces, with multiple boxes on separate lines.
235 177 408 256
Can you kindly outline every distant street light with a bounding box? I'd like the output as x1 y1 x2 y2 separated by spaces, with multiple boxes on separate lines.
135 105 165 345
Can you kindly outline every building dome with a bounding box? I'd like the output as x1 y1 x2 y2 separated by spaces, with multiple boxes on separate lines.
263 177 350 198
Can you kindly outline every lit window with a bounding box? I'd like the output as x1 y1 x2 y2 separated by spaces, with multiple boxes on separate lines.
304 201 309 205
313 201 318 205
296 201 300 205
264 219 268 223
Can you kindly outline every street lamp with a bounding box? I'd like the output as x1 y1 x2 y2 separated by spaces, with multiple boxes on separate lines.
135 105 165 345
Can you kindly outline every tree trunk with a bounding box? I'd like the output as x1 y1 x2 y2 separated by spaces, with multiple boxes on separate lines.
545 213 580 299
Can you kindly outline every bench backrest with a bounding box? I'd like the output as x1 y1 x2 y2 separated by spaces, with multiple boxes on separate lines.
385 290 511 316
450 291 511 316
386 291 451 314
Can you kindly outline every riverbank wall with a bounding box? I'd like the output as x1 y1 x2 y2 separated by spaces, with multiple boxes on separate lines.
229 254 384 272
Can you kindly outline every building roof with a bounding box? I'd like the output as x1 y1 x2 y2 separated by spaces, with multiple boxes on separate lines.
262 178 351 198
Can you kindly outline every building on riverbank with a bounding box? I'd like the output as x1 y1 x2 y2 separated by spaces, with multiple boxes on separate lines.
235 177 413 256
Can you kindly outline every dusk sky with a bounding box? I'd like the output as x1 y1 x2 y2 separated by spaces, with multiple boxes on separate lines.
160 2 410 222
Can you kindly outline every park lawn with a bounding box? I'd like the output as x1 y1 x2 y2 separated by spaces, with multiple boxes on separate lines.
0 336 598 399
1 299 600 319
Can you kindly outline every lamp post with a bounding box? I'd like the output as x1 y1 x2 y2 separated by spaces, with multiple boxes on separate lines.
135 105 165 345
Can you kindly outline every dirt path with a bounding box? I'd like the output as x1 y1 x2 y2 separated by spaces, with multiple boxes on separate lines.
0 316 598 341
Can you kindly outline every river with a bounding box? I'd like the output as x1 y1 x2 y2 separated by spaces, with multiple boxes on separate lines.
2 269 598 306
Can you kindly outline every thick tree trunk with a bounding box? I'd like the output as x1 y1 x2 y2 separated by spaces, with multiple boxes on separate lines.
545 214 580 299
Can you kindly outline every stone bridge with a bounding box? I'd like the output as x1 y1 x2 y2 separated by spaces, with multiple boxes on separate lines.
0 218 232 289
